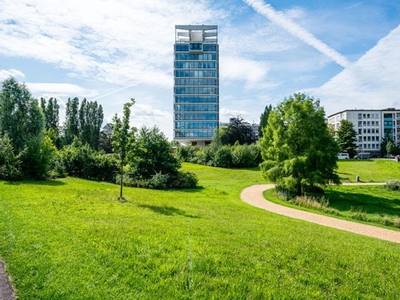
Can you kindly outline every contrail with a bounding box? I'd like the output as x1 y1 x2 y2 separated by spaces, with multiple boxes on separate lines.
91 81 142 101
244 0 351 68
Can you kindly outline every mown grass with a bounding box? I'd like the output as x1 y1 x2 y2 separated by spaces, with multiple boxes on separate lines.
337 158 400 182
0 163 400 299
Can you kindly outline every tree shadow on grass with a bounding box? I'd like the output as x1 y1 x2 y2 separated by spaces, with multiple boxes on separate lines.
5 180 66 186
137 203 200 218
325 190 400 217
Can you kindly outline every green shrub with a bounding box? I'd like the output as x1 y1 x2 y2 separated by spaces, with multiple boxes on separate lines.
213 146 233 168
148 172 169 189
170 171 198 189
59 138 118 182
384 179 400 191
232 143 261 168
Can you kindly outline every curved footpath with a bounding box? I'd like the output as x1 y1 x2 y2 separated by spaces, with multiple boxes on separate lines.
241 184 400 244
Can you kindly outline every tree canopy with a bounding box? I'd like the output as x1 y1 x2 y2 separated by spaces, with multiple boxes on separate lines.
219 117 256 145
259 93 340 196
336 119 358 158
259 104 272 139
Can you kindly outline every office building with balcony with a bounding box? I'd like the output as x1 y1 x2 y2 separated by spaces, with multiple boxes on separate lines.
173 25 219 146
327 108 400 156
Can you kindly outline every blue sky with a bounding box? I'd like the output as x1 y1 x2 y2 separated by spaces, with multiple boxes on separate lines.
1 0 400 139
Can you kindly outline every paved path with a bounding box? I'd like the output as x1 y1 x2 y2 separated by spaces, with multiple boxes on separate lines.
241 184 400 244
0 260 15 300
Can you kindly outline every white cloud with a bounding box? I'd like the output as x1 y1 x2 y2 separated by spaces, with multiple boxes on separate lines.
0 69 25 80
244 0 351 68
220 107 249 121
0 0 225 86
310 25 400 115
220 55 270 87
26 82 98 98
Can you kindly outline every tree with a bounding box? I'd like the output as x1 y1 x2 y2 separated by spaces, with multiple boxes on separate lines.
259 93 340 197
0 77 44 152
40 97 60 148
78 99 104 149
112 99 135 200
129 126 180 179
99 123 114 153
336 120 357 158
220 117 256 145
259 104 272 139
0 77 56 179
0 134 23 180
64 97 79 145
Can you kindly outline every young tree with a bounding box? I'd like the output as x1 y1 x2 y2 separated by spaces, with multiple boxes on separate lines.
336 119 357 158
259 93 340 196
112 99 135 200
220 117 256 145
259 104 272 139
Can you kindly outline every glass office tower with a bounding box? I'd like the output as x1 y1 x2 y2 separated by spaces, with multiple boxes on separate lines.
174 25 219 146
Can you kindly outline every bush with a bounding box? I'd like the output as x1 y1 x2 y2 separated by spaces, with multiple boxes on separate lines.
170 171 198 189
59 138 118 182
21 135 57 180
213 146 233 168
175 143 260 169
148 172 169 189
385 179 400 191
232 143 261 168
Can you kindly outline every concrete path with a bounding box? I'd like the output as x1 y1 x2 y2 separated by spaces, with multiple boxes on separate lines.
241 184 400 244
0 260 15 300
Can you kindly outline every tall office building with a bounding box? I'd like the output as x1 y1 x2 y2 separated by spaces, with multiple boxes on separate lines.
173 25 219 146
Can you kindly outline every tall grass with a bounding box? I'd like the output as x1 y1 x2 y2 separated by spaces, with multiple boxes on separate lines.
0 163 399 299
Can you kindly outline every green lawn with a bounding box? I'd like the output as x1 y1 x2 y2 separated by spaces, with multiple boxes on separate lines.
337 158 400 182
0 163 400 299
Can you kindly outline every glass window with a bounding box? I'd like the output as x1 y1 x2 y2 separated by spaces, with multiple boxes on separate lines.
190 43 203 51
203 44 217 51
175 44 189 51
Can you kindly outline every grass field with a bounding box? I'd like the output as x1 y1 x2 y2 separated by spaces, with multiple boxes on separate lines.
0 162 400 299
337 158 400 182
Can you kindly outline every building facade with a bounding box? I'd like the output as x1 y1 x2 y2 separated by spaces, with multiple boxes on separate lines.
327 108 400 155
173 25 219 146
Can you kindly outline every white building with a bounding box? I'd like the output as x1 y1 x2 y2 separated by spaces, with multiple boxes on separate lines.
327 108 400 155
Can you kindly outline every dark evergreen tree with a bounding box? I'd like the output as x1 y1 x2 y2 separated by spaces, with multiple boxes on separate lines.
336 120 357 158
220 117 256 145
99 123 113 153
